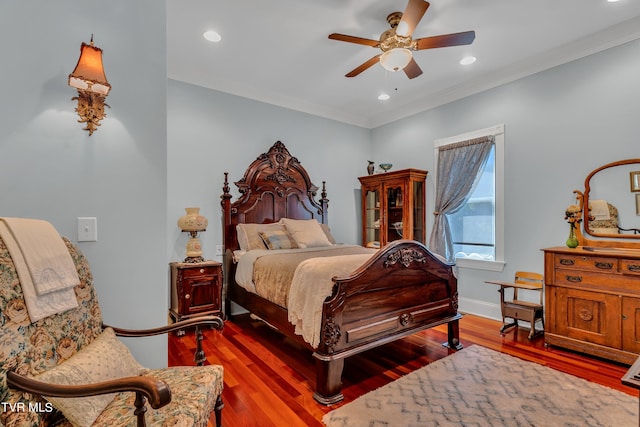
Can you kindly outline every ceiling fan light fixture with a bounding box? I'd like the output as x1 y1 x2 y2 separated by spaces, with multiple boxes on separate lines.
380 48 412 72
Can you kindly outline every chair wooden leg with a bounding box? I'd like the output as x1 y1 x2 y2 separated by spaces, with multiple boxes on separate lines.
500 320 517 334
527 313 544 340
214 395 223 427
527 319 536 340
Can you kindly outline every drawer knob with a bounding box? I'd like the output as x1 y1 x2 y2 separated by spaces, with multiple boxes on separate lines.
185 294 191 300
594 262 613 270
199 268 205 273
628 264 640 272
566 275 582 283
559 258 575 266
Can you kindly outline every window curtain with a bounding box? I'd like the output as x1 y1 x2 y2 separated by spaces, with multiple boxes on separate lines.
429 135 494 262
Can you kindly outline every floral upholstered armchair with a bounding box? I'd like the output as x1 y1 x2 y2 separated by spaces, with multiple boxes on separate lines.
0 230 224 427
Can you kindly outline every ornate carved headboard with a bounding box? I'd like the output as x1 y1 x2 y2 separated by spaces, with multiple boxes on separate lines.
220 141 329 252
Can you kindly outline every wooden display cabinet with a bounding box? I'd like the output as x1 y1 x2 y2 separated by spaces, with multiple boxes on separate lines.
358 168 427 248
170 261 223 334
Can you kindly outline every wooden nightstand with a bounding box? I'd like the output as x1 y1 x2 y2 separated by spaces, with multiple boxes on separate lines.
169 261 223 334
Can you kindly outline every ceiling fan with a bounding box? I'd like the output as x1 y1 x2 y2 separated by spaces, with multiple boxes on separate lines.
328 0 475 79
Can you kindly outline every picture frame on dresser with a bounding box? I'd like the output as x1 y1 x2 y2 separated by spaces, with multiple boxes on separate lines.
630 170 640 192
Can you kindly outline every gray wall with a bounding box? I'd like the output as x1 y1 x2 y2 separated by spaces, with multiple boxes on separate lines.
167 80 372 262
0 1 168 367
371 39 640 317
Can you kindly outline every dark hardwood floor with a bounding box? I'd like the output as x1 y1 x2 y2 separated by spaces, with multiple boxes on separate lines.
169 313 639 427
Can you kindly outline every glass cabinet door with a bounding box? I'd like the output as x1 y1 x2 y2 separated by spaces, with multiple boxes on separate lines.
364 188 380 247
412 180 424 243
386 185 404 243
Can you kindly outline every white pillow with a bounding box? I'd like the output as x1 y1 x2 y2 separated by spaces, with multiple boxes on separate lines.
33 328 146 427
280 218 332 248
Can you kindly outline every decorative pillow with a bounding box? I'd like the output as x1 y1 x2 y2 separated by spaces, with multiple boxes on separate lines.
280 218 332 248
236 223 287 251
259 230 298 250
33 327 146 427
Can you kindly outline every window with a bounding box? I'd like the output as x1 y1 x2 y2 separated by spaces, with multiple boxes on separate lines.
434 124 505 271
449 145 495 259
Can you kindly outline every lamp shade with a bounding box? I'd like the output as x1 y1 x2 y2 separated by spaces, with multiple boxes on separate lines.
68 42 111 95
177 207 208 232
380 48 412 72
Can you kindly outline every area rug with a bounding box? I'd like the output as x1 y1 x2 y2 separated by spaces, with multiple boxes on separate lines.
323 345 638 427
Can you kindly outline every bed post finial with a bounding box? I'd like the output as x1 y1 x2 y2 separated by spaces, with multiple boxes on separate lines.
221 172 233 248
222 172 230 196
320 181 329 224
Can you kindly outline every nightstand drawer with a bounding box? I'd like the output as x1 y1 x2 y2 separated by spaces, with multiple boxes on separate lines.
180 266 217 278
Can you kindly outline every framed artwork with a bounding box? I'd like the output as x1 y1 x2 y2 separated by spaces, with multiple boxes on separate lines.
631 171 640 192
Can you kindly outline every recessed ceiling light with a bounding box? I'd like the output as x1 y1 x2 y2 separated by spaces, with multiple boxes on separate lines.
460 56 477 65
607 0 621 2
203 30 222 42
378 93 390 101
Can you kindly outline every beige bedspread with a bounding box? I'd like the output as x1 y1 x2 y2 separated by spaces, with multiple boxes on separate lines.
252 246 374 307
235 245 376 347
288 253 375 348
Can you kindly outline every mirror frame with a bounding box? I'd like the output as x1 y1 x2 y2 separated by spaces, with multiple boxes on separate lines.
581 158 640 243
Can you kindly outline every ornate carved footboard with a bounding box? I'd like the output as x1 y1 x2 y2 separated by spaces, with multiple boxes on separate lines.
313 239 461 404
221 141 462 405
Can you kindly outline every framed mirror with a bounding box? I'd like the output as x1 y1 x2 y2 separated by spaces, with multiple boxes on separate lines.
583 159 640 240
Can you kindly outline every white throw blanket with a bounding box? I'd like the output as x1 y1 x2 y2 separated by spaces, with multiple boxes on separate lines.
0 218 79 322
287 253 375 348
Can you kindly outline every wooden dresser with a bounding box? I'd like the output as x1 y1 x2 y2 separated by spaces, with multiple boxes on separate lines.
542 246 640 364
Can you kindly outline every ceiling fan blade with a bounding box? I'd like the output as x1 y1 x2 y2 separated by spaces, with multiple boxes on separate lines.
345 55 382 77
415 31 475 50
396 0 430 37
403 58 423 79
328 33 380 47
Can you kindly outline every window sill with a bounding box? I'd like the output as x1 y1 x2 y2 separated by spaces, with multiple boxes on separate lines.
455 257 506 272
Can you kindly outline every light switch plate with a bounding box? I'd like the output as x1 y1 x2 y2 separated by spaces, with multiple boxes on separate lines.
77 217 97 242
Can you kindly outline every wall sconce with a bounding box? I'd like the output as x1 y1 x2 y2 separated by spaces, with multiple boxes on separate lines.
68 36 111 135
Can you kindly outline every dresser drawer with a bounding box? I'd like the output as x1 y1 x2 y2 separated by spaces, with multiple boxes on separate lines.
621 259 640 276
555 268 640 292
554 253 618 273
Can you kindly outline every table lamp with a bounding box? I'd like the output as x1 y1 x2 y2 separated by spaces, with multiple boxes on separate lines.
177 207 208 262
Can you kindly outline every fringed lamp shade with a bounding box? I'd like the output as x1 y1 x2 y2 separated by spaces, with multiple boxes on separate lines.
68 42 111 95
68 39 110 135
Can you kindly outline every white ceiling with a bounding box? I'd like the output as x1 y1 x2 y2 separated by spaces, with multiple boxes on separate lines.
167 0 640 129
